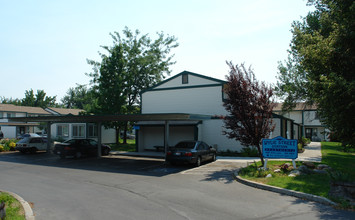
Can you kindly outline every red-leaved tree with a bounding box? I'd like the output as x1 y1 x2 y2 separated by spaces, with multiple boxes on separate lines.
223 62 276 165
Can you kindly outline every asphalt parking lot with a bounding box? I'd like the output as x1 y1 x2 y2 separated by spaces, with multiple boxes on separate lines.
1 152 353 220
0 151 244 177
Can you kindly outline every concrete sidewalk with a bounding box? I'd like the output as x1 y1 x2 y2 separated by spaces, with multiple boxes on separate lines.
109 142 322 163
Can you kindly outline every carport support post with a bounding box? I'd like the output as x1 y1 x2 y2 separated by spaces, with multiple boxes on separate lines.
97 122 102 158
164 120 170 162
47 122 52 153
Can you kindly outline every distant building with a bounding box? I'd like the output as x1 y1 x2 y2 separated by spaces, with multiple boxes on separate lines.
0 104 50 138
273 103 329 141
0 104 115 143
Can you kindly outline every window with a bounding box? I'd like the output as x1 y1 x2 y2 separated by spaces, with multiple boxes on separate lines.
88 124 98 137
0 113 3 118
7 113 15 118
182 74 188 84
57 124 69 137
72 124 85 138
222 84 229 101
30 138 42 143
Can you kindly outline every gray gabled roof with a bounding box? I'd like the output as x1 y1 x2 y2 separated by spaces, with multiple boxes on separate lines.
0 104 51 115
141 71 226 94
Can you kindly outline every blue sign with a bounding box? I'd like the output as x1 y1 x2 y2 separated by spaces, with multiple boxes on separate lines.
262 136 298 159
133 125 140 130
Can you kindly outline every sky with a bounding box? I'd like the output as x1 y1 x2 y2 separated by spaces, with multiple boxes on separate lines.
0 0 314 102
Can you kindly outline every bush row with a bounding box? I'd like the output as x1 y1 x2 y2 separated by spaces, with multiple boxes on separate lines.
0 139 18 152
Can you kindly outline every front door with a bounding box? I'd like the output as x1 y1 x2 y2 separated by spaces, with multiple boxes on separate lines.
305 128 312 140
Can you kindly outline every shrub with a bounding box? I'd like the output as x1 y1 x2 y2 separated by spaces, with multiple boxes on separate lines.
240 147 259 157
297 143 304 153
280 163 290 173
328 170 352 183
301 137 311 145
0 139 18 152
0 145 4 152
239 161 273 178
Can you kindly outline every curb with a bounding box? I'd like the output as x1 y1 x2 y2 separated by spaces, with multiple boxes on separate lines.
0 190 35 220
233 171 337 207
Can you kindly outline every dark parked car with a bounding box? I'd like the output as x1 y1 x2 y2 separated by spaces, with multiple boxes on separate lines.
54 139 111 159
167 141 216 166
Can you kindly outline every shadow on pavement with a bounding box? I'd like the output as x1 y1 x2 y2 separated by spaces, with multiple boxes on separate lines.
0 151 190 177
200 169 236 184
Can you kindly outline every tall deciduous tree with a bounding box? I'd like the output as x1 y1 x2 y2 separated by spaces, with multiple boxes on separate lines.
0 97 21 105
22 89 56 108
275 0 355 146
61 85 96 111
86 27 178 143
223 62 275 165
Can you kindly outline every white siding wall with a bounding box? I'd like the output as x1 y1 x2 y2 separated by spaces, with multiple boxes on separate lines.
304 111 321 126
138 126 195 151
288 112 302 124
1 126 16 139
154 75 220 89
200 120 242 152
287 121 292 139
139 126 164 151
15 113 26 117
169 126 194 146
101 127 116 143
271 118 281 138
293 124 300 140
142 86 226 115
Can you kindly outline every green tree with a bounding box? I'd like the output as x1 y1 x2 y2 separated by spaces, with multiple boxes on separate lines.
275 0 355 146
87 27 178 143
0 97 22 105
61 84 96 111
21 89 56 108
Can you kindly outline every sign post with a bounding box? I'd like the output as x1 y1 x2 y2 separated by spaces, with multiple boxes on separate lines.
262 136 298 169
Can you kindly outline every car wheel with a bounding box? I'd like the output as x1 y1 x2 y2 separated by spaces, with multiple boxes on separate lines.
102 148 109 156
196 156 201 167
30 148 37 154
75 151 82 159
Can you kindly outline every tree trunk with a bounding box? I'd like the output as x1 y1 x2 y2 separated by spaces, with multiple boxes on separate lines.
115 126 119 145
123 122 128 144
256 144 264 166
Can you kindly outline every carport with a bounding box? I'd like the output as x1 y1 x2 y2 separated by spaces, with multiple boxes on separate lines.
10 113 213 160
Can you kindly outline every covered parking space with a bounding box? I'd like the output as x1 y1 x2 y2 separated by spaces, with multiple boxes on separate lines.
9 113 213 160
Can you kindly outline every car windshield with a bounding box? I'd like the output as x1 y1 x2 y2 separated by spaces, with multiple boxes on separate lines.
174 141 196 149
63 139 76 144
18 137 30 143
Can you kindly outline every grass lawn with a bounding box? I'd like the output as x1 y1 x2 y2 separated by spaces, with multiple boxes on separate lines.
0 192 25 220
239 142 355 204
109 139 136 152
